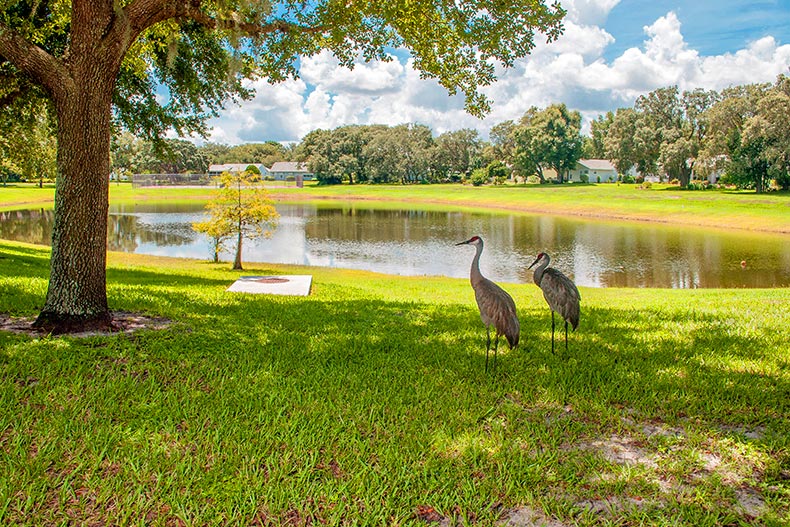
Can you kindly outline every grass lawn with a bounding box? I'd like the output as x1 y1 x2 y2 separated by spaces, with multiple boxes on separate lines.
1 240 789 525
1 182 788 234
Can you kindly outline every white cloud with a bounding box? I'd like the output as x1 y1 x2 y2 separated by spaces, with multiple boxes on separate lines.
202 8 790 144
559 0 621 26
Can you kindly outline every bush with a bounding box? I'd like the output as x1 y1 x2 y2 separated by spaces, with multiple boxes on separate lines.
579 174 589 183
639 181 652 190
470 168 488 187
635 175 645 184
526 175 541 185
686 179 709 190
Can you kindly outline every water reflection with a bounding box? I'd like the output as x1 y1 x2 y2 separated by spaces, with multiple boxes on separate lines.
2 203 789 289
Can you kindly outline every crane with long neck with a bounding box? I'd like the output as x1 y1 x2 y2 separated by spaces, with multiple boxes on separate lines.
456 236 520 372
529 252 580 353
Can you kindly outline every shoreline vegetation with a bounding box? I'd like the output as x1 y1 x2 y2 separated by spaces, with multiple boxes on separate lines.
1 240 788 525
1 182 788 235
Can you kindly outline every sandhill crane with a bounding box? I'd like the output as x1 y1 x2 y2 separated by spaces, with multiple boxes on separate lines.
456 236 520 372
528 252 580 353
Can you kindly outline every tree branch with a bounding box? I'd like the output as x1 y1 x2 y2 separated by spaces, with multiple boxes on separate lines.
0 24 73 101
124 0 326 41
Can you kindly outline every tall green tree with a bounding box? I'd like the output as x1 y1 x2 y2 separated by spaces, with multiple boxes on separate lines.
700 79 788 192
365 124 434 184
218 141 288 166
586 111 612 159
0 0 565 333
633 86 717 185
193 171 278 270
603 108 639 176
513 103 582 183
0 95 56 186
432 128 482 182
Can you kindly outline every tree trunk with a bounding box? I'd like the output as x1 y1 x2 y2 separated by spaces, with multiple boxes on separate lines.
32 69 116 334
233 226 243 270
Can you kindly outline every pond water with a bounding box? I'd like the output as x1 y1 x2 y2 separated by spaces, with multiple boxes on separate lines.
2 202 789 288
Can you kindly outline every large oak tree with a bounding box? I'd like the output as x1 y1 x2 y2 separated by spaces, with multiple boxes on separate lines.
1 0 564 334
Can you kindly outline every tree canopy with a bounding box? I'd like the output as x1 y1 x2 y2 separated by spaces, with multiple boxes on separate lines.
193 171 278 270
0 0 566 333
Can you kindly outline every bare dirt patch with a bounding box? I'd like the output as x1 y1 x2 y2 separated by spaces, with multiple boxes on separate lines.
498 506 569 527
0 311 172 338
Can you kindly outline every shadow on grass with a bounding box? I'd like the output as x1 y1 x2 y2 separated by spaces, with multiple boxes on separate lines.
3 239 787 432
3 246 789 525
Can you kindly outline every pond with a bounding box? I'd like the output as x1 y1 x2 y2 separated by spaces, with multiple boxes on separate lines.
2 202 789 288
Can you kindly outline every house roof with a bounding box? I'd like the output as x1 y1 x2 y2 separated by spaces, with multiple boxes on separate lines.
577 159 616 171
269 161 311 174
208 163 269 173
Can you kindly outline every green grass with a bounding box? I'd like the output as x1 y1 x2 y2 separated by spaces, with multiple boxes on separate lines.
2 181 788 233
1 240 789 525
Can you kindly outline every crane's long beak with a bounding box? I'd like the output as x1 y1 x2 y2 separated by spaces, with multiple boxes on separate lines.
455 239 471 246
528 257 540 269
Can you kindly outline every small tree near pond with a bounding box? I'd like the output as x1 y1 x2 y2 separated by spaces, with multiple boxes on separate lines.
193 171 279 270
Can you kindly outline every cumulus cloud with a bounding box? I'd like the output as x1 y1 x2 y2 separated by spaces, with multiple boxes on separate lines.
203 7 790 144
559 0 621 26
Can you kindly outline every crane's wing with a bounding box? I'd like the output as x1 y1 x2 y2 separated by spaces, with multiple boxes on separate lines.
474 278 520 348
541 268 581 330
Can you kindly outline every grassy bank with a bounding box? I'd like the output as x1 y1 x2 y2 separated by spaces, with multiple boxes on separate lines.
2 182 789 234
1 240 788 525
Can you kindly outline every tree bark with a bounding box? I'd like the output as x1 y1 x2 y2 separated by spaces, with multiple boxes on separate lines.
31 2 125 334
33 80 116 333
233 223 244 270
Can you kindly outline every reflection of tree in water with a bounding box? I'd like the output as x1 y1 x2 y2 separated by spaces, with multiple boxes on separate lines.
107 215 140 253
0 209 54 245
107 214 196 252
2 206 788 288
1 210 195 252
308 207 451 242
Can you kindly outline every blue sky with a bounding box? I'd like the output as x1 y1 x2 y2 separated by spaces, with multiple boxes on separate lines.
197 0 790 145
603 0 790 58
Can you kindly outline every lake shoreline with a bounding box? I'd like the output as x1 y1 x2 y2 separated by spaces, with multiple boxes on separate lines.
2 182 789 235
269 191 790 236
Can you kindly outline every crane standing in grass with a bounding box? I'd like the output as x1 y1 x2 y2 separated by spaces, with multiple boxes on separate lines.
528 252 580 353
456 236 520 372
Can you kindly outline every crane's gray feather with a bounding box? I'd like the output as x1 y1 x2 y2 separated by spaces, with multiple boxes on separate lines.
473 276 520 349
540 268 580 330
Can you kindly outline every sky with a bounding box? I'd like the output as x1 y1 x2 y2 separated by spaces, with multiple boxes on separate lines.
197 0 790 145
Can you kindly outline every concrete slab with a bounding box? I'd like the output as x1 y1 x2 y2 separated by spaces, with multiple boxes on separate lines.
226 275 312 296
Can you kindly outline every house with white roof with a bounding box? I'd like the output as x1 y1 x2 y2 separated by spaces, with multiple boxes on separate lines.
568 159 618 183
269 161 313 181
208 163 270 177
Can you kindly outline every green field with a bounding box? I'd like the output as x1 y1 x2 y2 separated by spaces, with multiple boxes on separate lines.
1 181 788 233
1 240 789 525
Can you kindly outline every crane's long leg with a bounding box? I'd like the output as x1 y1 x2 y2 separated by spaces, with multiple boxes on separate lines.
492 333 500 372
564 320 569 352
485 327 491 373
551 311 556 354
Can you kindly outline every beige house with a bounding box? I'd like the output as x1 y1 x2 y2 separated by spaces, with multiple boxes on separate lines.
568 159 617 183
269 161 313 181
208 163 270 177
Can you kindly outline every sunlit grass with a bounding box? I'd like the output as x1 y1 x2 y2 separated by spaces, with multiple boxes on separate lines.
1 240 788 525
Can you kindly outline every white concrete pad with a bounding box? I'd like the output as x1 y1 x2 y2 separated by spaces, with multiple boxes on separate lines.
226 275 312 296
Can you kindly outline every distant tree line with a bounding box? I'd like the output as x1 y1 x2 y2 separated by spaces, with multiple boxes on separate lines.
297 124 492 184
586 76 790 192
109 134 294 176
5 78 790 192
